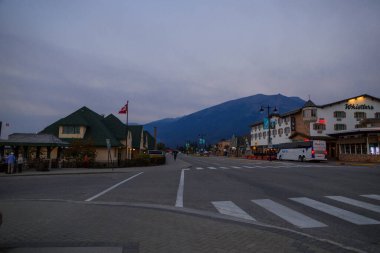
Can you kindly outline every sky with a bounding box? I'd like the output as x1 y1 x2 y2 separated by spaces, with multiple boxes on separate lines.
1 0 380 138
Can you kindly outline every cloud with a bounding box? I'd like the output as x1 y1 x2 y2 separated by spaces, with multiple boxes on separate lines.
0 0 380 136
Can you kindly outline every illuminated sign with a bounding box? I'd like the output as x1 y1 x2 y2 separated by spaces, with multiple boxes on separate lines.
345 104 374 110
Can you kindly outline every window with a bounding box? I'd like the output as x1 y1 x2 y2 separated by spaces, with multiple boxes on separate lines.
334 124 347 131
62 126 80 134
284 127 290 135
313 123 326 131
303 109 317 118
278 128 284 135
333 111 346 118
345 144 350 154
284 117 289 124
375 112 380 119
272 129 277 136
263 132 266 139
259 133 262 139
354 112 366 119
278 118 283 126
254 133 257 140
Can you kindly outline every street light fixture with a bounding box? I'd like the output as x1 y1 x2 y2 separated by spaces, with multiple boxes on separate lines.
259 105 278 160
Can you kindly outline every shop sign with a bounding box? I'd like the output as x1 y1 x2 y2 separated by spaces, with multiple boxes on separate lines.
345 104 374 110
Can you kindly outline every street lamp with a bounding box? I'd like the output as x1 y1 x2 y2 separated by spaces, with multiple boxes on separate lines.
259 105 278 160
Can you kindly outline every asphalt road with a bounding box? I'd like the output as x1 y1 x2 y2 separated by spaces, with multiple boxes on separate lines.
0 154 379 252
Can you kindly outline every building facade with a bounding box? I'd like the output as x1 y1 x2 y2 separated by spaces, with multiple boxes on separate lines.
41 106 155 162
251 94 380 162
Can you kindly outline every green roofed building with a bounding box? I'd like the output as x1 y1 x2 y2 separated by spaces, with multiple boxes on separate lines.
40 106 154 162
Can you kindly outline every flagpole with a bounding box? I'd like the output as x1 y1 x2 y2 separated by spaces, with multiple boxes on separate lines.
125 101 129 160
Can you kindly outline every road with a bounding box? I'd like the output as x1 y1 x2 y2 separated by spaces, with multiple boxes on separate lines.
0 154 379 252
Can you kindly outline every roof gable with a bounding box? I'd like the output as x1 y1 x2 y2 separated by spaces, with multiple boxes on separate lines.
40 107 121 147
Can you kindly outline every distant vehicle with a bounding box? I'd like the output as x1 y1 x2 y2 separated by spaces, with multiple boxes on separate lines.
276 140 327 162
148 150 165 158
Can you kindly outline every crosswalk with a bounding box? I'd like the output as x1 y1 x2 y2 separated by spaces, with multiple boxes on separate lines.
211 194 380 229
189 164 337 171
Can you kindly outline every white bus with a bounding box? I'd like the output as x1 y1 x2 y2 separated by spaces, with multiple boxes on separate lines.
276 140 327 162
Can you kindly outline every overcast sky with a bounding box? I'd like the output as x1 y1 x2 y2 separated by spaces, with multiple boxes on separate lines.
1 0 380 138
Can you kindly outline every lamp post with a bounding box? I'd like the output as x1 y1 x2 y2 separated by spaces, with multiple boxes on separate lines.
259 105 278 160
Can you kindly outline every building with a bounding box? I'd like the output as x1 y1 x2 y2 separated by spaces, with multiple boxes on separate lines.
251 94 380 162
0 133 68 161
40 106 155 162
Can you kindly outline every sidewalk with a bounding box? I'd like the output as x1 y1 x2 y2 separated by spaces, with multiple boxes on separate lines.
0 156 191 177
0 199 358 253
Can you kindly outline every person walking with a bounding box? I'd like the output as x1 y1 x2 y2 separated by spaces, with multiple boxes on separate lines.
7 152 16 174
173 150 178 161
17 154 24 173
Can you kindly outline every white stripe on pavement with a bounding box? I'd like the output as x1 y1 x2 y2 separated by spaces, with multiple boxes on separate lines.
231 166 241 169
219 167 229 169
290 197 380 225
196 167 204 170
326 196 380 213
212 201 256 221
207 167 217 170
361 194 380 201
85 172 144 202
175 169 187 207
242 166 254 168
251 199 327 228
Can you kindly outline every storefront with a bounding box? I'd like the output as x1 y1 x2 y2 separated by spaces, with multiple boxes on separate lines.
330 130 380 162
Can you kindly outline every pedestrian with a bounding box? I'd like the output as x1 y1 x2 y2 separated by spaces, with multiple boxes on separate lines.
17 154 24 173
173 150 178 161
7 152 16 174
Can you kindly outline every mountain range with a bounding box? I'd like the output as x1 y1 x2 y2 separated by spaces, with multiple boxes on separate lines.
144 94 305 148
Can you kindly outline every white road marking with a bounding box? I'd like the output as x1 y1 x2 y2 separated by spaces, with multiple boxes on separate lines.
361 194 380 201
242 166 254 168
326 196 380 213
85 172 144 202
207 167 217 170
220 167 229 169
252 199 327 228
196 167 204 170
175 169 186 207
290 197 380 225
231 166 241 169
212 201 256 221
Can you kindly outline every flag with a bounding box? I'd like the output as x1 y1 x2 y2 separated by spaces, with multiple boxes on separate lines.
119 102 128 114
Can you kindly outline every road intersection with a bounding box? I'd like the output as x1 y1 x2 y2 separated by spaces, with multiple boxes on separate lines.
0 155 379 252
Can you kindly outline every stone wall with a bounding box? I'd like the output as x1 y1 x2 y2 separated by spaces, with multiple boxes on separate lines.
339 154 380 163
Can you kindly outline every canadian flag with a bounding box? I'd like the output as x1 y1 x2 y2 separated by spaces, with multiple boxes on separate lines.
118 102 128 114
